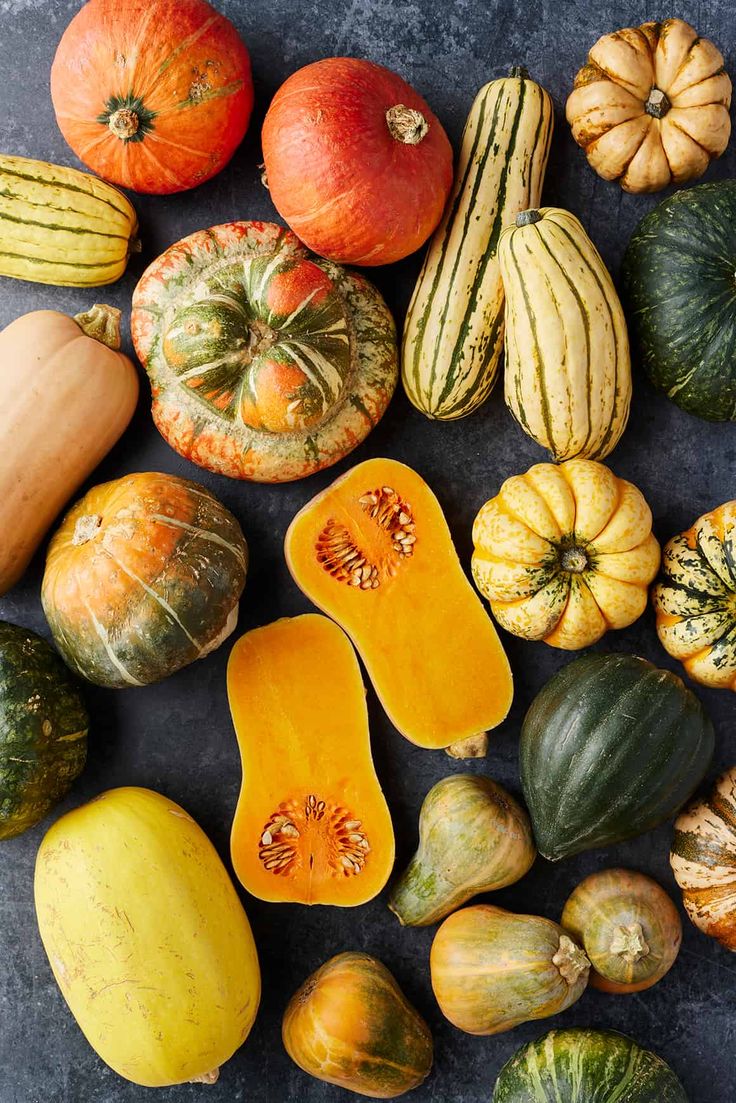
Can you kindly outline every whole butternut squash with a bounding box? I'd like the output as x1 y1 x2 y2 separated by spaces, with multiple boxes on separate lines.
0 305 138 594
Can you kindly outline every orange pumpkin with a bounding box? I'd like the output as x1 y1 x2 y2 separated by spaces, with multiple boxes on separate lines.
50 0 253 195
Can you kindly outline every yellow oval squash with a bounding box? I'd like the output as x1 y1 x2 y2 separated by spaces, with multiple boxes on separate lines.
34 786 260 1087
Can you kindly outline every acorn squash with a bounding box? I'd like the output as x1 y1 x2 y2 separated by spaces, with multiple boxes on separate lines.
285 458 513 755
227 614 394 906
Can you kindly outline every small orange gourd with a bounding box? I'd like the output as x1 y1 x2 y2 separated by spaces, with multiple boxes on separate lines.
227 615 394 906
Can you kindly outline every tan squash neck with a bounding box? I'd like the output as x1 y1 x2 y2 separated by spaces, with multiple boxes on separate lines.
553 935 590 985
386 104 429 145
73 304 122 350
445 732 488 759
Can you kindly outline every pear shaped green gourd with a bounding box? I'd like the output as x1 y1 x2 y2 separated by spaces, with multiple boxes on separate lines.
388 774 536 926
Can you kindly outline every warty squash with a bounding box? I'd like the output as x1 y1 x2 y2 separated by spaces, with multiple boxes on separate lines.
42 472 247 688
671 767 736 951
131 221 398 482
284 458 513 756
282 952 433 1098
499 207 631 462
566 19 731 194
34 786 261 1087
653 501 736 689
472 459 660 649
227 615 394 906
0 154 139 286
402 68 553 419
0 304 138 596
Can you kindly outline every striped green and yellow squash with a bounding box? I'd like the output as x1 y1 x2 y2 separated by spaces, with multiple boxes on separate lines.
402 69 553 420
499 207 632 461
0 154 139 286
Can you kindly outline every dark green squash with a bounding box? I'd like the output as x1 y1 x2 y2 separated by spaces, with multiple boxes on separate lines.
0 622 88 839
520 654 713 861
492 1028 688 1102
623 181 736 422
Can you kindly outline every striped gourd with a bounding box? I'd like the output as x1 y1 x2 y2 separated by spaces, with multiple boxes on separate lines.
401 69 553 420
499 207 632 462
0 154 139 287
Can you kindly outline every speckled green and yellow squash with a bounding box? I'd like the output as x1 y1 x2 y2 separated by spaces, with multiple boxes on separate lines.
131 221 398 483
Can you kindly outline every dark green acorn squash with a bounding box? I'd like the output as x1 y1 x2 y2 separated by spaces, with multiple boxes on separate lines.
0 622 88 839
623 181 736 421
520 654 713 861
492 1029 688 1102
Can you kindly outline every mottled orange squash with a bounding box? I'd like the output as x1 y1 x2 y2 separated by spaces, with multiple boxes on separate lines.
285 458 513 754
227 615 394 906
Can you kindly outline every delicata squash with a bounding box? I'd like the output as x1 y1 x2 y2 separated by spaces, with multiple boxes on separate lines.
285 459 513 755
228 615 394 905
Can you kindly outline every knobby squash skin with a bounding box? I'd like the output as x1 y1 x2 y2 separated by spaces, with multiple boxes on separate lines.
0 305 138 596
472 459 660 649
284 458 513 754
0 623 88 840
34 787 261 1087
671 767 736 951
561 869 682 994
0 154 139 285
430 904 590 1036
492 1029 689 1102
653 500 736 689
520 654 714 861
227 615 394 906
402 68 553 419
42 472 247 688
623 182 736 421
499 207 632 462
131 221 398 482
388 774 535 926
282 952 433 1099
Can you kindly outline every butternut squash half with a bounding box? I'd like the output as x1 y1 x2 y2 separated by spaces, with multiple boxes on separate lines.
228 614 394 905
285 459 513 753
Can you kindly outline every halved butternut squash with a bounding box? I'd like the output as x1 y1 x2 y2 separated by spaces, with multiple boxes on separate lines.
227 614 394 905
285 459 513 753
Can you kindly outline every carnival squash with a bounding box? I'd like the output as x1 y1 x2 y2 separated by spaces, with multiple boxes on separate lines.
402 68 553 419
389 774 535 926
566 19 731 194
42 472 247 688
0 154 139 285
430 904 589 1036
671 767 736 951
35 786 260 1086
653 501 736 689
472 459 660 649
0 622 88 840
282 952 433 1099
520 654 714 861
285 458 513 755
51 0 253 194
492 1029 688 1102
561 869 682 993
0 305 138 595
131 221 398 482
262 58 453 266
499 207 631 461
227 615 394 906
623 182 736 421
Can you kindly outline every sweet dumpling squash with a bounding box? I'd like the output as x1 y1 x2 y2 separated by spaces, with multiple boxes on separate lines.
228 615 394 906
285 458 513 755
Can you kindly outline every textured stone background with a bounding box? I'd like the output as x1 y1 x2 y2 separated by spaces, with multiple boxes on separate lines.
0 1 734 1100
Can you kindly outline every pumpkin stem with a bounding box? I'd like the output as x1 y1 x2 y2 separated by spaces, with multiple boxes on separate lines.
386 104 429 145
560 546 589 574
73 304 122 350
645 87 671 119
188 1069 219 1085
552 935 590 985
108 106 140 140
516 209 543 227
445 732 488 759
508 65 531 79
610 922 650 963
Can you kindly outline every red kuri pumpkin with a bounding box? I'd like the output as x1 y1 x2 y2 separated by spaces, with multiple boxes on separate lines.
50 0 253 195
262 58 453 266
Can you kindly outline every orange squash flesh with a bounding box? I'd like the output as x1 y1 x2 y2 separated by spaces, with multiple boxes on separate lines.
285 458 513 751
228 614 394 906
